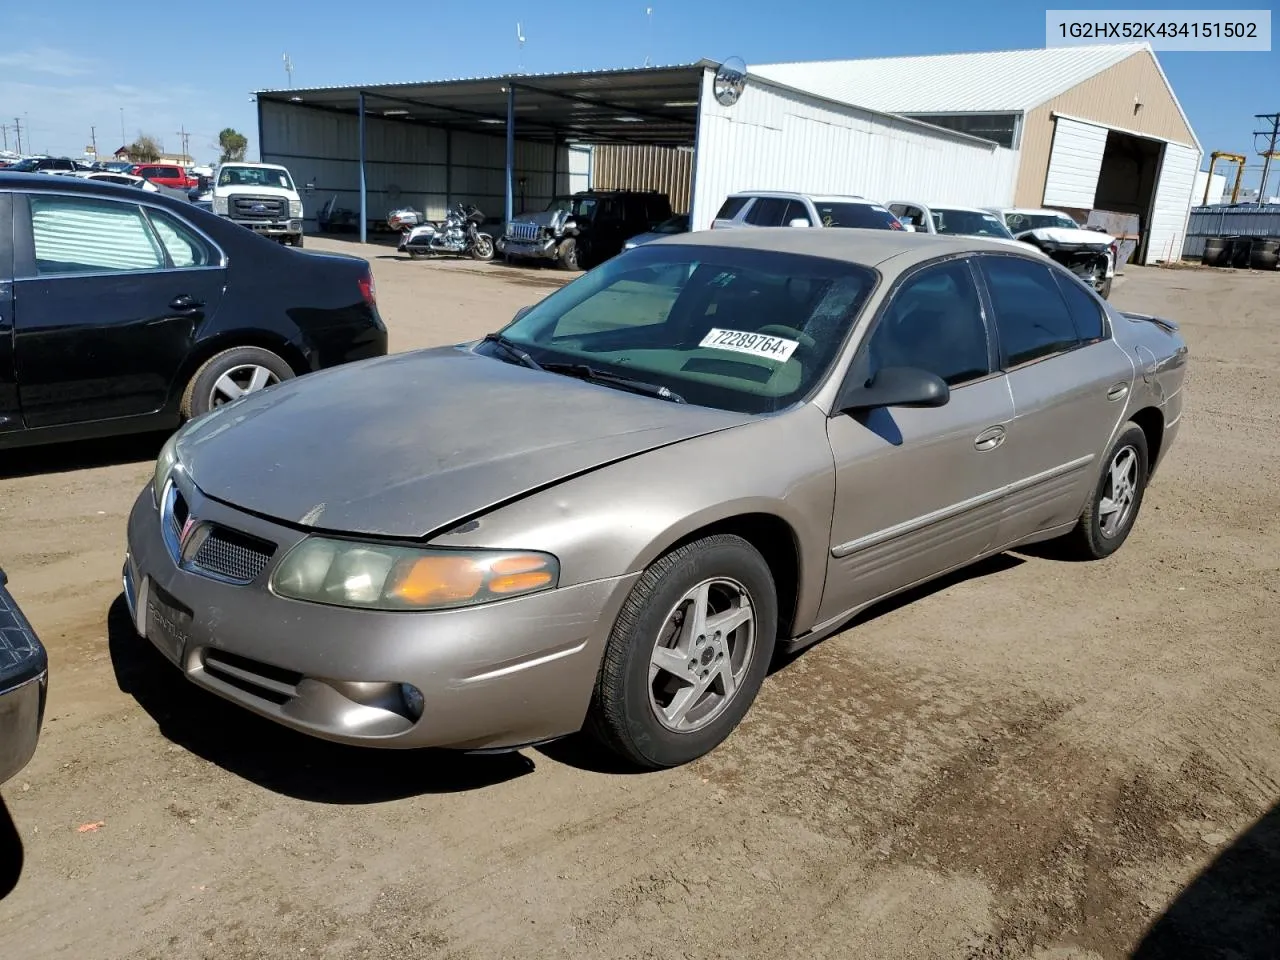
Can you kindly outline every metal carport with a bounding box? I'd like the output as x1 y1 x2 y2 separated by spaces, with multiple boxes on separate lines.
254 64 707 243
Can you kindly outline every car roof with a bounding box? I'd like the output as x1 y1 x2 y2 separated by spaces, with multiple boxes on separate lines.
729 191 870 203
659 227 1037 269
0 170 195 206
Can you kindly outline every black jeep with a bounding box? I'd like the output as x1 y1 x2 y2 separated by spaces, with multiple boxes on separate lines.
500 190 673 270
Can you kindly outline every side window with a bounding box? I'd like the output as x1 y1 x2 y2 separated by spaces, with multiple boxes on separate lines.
715 196 749 220
147 209 214 268
980 256 1082 366
745 197 787 226
860 260 991 387
28 196 164 275
782 200 811 226
1052 271 1107 343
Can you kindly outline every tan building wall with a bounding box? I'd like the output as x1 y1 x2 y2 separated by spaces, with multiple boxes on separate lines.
1014 50 1196 207
592 144 693 213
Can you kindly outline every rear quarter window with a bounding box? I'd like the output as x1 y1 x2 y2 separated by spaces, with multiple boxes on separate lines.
1053 270 1107 343
715 196 749 220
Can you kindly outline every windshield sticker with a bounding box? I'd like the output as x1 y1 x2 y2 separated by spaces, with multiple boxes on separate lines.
699 328 799 363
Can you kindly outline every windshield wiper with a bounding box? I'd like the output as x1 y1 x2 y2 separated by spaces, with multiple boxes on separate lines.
541 362 686 404
482 332 543 371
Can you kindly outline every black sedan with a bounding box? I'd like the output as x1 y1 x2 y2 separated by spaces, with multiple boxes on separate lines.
0 172 387 451
0 566 46 785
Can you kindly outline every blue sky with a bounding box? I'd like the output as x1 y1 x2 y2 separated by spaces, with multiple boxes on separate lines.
2 1 1275 188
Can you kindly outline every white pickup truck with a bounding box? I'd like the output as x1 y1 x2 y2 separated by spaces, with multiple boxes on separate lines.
212 162 305 247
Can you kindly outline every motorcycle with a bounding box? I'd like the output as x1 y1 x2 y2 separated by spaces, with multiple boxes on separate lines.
394 202 495 261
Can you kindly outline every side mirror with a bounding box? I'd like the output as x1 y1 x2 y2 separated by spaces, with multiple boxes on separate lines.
788 218 811 228
839 366 950 413
512 304 534 323
902 223 916 232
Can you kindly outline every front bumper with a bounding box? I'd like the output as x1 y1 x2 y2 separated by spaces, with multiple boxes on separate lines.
0 579 48 784
501 237 559 259
124 478 637 751
230 218 302 237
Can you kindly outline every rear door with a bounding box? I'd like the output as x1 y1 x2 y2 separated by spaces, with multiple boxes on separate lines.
975 253 1135 540
12 190 227 428
711 196 751 229
742 197 788 228
0 192 18 435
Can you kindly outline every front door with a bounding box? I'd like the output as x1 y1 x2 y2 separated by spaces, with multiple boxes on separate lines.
975 254 1136 539
12 191 226 428
819 257 1016 624
0 193 18 435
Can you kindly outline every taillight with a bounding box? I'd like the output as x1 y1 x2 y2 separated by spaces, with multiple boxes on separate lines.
358 272 376 306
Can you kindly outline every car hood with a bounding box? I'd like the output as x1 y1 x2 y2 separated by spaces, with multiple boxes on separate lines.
1017 226 1114 247
512 209 566 229
176 346 753 538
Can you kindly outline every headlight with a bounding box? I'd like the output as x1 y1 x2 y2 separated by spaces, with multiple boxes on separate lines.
270 539 559 611
213 196 228 215
152 432 180 504
288 199 303 218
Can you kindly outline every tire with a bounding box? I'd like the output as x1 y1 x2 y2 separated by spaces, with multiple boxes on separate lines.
471 234 496 262
290 234 304 248
180 346 296 419
1097 276 1112 299
586 534 778 769
1056 421 1149 560
556 238 582 271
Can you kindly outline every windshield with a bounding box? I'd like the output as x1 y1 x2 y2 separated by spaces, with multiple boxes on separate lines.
931 209 1014 238
812 202 903 230
545 196 597 219
1004 212 1079 233
491 244 879 415
217 166 295 190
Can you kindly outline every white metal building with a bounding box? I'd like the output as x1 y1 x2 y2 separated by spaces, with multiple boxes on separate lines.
254 60 1017 242
755 43 1201 264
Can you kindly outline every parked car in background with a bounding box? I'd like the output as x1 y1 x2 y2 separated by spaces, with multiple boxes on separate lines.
986 207 1118 298
624 213 691 250
0 566 47 785
0 172 387 451
75 170 161 192
131 163 198 191
887 200 1048 253
93 161 135 174
211 162 305 247
501 190 673 270
711 191 904 231
6 157 77 174
122 229 1186 770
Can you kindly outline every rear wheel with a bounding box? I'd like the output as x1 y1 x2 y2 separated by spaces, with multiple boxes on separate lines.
180 346 296 419
1055 421 1149 559
586 535 777 769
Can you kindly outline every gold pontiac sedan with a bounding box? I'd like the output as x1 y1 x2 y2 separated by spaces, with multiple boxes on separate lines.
123 229 1188 769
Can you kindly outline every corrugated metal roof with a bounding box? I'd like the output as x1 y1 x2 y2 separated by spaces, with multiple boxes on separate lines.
753 44 1149 114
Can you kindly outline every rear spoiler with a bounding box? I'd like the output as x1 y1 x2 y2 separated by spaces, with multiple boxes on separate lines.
1120 311 1180 333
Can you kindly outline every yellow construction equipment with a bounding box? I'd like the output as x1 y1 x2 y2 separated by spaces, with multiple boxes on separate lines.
1203 151 1247 204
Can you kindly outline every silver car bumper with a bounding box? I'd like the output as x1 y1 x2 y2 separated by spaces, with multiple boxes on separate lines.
0 578 48 784
231 219 302 237
124 484 637 751
502 237 559 259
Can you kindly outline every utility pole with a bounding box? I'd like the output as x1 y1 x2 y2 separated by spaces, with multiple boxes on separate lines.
175 125 190 162
1 124 7 152
1254 112 1280 204
13 118 22 155
119 107 126 149
90 125 97 158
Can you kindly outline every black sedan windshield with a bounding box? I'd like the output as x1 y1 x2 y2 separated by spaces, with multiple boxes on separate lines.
494 244 878 414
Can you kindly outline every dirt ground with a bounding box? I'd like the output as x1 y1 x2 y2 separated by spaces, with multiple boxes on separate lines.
1 239 1278 960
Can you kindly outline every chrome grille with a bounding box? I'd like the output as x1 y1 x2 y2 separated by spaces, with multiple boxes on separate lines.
506 221 542 241
191 528 275 584
232 195 286 220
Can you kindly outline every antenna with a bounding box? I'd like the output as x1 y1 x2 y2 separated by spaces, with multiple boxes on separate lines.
645 7 653 67
516 22 526 72
282 52 294 87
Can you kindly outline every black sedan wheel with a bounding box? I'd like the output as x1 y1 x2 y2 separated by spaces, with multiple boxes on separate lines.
587 534 777 769
181 346 296 419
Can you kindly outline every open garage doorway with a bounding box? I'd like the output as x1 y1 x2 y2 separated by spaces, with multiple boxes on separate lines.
1094 130 1162 263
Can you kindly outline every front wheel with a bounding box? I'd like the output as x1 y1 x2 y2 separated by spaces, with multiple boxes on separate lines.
471 234 495 261
1097 276 1112 299
1055 421 1149 559
586 535 777 769
555 238 582 271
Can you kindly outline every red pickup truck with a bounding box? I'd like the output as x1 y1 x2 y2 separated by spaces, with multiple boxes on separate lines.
130 163 197 190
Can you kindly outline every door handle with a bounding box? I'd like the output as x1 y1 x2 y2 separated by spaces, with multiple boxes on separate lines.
1107 382 1130 402
169 294 204 311
974 425 1006 452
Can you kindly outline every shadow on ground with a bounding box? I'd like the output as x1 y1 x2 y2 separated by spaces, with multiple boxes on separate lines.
1132 802 1280 958
0 796 21 902
106 596 534 803
0 431 169 480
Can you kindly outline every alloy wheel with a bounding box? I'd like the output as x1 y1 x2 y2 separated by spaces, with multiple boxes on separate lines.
209 364 280 408
1098 445 1139 538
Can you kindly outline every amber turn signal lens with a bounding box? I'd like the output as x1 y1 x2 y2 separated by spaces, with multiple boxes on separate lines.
489 570 555 594
389 556 485 605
